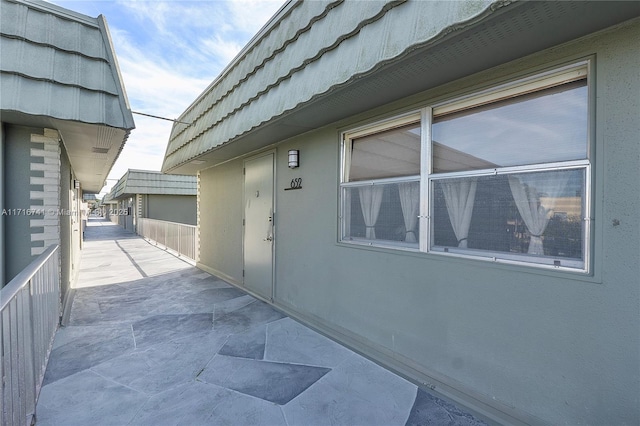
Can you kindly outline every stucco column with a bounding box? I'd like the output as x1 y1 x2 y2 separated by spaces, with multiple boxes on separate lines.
30 129 61 256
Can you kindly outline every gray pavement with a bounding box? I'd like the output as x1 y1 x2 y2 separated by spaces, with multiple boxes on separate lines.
35 217 488 426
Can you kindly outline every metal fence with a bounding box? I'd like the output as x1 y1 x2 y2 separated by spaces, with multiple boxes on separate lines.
136 218 198 263
1 245 60 426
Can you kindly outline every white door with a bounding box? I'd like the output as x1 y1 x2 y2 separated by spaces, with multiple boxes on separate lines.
243 153 274 300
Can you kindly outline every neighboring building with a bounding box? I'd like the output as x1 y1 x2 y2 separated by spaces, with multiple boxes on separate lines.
82 193 99 212
162 1 640 425
82 193 98 234
0 0 134 313
107 169 197 230
100 191 118 223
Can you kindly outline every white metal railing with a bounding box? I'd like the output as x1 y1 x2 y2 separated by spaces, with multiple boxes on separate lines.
136 218 198 263
1 245 60 426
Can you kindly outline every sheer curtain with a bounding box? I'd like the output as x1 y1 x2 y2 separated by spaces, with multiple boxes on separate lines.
508 171 570 255
398 182 419 243
441 179 477 248
359 186 384 239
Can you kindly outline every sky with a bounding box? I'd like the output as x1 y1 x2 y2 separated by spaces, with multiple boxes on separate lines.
46 0 285 196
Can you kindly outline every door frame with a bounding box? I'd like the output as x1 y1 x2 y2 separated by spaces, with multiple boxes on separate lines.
242 150 276 302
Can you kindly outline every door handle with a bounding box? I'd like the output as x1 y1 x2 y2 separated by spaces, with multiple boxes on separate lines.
264 210 274 241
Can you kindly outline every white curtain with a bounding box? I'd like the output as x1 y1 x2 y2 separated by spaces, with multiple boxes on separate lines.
359 185 384 239
508 172 570 255
398 182 420 243
441 179 477 248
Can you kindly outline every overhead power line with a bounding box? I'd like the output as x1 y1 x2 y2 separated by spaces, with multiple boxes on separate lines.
132 111 191 125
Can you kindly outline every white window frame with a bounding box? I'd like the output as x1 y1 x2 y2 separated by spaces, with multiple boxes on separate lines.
340 60 592 273
341 112 422 249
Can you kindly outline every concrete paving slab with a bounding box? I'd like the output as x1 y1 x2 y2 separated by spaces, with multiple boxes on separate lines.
129 382 232 426
205 390 288 426
36 370 147 426
200 355 331 405
132 313 213 349
282 354 418 426
265 318 353 368
213 299 286 335
219 324 267 360
131 381 288 426
91 333 227 395
43 324 135 385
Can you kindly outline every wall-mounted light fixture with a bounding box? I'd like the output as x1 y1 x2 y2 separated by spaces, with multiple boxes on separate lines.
288 149 299 169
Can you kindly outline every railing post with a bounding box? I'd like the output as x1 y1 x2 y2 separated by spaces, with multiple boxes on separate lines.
28 277 38 423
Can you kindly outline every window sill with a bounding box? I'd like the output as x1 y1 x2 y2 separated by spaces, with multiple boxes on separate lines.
340 237 419 252
430 245 586 273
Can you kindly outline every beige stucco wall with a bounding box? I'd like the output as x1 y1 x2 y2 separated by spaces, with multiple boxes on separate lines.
197 160 244 284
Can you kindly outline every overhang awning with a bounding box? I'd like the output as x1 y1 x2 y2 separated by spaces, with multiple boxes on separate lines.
162 0 639 175
0 0 135 192
110 169 197 200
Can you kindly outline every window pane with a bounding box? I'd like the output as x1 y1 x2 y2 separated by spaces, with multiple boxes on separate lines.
349 123 421 181
343 181 419 246
432 80 588 173
432 169 585 266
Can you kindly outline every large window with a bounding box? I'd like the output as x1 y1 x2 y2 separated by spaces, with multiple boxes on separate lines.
341 62 591 271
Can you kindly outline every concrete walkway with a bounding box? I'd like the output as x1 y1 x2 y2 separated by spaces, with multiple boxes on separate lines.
36 217 488 426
